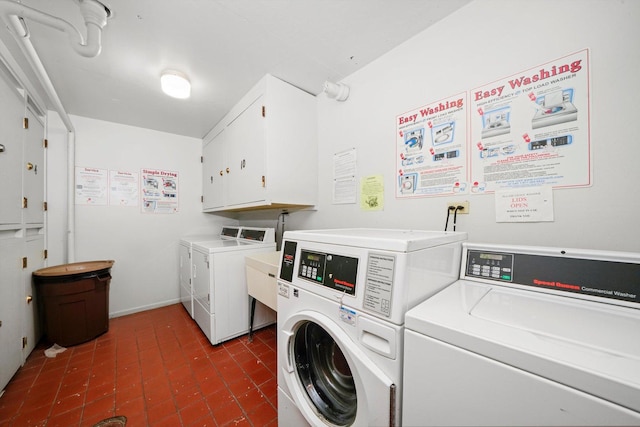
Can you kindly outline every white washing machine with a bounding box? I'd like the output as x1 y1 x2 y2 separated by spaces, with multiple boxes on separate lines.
192 227 276 345
276 228 467 426
179 227 240 318
403 243 640 426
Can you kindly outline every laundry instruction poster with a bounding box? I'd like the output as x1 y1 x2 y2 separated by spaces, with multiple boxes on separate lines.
141 168 179 213
109 170 138 206
396 92 468 198
75 166 108 205
469 49 591 193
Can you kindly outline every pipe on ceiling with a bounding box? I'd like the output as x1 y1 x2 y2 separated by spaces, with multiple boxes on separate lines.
0 0 111 262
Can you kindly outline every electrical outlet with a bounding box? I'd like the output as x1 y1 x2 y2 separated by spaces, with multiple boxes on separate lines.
447 201 469 214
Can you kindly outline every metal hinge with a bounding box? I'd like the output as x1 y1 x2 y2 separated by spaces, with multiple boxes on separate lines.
43 249 48 259
22 257 27 268
43 201 48 211
261 105 266 117
201 195 204 203
200 156 203 163
22 197 28 208
22 337 27 349
262 175 266 187
23 117 28 129
43 139 48 148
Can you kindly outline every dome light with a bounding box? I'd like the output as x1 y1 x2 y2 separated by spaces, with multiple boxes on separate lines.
161 70 191 99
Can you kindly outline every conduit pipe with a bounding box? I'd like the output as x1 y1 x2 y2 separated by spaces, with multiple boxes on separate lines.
0 0 111 262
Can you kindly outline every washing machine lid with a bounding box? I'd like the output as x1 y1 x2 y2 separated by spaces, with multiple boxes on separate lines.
179 234 220 246
193 239 275 253
283 228 466 252
405 280 640 413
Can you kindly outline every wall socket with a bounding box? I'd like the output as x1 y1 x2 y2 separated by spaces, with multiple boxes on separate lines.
447 201 469 214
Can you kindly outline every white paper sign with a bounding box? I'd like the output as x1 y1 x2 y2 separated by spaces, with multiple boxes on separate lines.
495 186 554 222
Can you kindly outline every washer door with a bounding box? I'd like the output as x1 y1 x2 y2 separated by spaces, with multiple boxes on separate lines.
280 310 396 426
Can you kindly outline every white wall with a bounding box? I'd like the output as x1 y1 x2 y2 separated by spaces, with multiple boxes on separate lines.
276 0 640 253
46 114 236 317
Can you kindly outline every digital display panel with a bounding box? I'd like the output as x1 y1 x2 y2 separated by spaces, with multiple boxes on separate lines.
479 253 504 261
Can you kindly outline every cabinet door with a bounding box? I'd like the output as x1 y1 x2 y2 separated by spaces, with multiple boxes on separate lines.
225 98 266 207
23 233 44 359
22 108 45 224
202 130 225 210
0 232 24 391
0 77 24 225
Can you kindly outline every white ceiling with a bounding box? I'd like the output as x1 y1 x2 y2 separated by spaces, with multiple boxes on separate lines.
0 0 471 138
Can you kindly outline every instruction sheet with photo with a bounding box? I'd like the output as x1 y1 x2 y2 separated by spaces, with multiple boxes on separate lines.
109 170 138 206
141 168 179 213
469 49 591 193
75 167 108 205
396 93 468 198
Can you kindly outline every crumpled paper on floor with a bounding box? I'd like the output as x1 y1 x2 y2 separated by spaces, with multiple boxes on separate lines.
44 344 67 358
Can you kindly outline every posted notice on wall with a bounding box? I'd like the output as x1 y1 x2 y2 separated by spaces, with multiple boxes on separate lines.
360 175 384 211
495 186 554 222
141 168 179 214
333 148 357 204
76 167 108 205
109 170 139 206
396 93 468 198
469 49 591 193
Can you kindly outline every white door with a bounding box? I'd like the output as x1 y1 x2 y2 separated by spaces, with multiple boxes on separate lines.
0 233 24 390
192 250 210 313
225 97 266 207
0 76 24 225
202 130 226 210
23 232 44 359
22 108 45 225
279 310 396 426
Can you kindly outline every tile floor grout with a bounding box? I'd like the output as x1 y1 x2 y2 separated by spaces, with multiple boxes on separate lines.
0 303 278 427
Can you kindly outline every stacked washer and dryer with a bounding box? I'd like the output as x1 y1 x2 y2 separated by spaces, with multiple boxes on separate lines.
275 228 467 426
403 243 640 426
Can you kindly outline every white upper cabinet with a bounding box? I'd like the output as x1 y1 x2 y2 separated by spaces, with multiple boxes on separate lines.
202 74 317 212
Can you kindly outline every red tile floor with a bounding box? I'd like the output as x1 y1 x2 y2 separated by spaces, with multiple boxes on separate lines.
0 303 278 426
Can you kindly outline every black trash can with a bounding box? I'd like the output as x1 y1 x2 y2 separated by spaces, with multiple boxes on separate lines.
33 260 114 347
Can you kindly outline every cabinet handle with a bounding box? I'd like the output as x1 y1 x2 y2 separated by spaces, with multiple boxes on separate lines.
226 167 230 174
26 295 33 304
0 144 5 153
219 170 223 176
26 162 34 170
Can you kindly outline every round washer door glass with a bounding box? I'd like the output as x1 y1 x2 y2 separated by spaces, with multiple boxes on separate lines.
293 321 357 425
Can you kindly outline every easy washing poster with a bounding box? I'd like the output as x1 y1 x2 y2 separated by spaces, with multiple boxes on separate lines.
396 49 591 198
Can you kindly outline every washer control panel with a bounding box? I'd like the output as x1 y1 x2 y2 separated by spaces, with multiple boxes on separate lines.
298 250 358 295
464 245 640 306
466 250 514 282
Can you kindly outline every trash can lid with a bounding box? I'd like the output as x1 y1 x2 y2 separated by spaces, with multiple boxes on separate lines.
33 260 115 277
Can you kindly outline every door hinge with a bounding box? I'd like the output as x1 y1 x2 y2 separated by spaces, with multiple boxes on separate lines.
43 249 48 259
22 197 28 208
22 337 27 349
200 156 203 163
23 117 28 129
262 175 266 187
43 139 48 148
261 105 266 117
22 257 27 268
43 201 48 211
201 195 204 203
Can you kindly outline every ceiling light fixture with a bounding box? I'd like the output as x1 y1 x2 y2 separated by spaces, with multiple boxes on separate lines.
161 70 191 99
